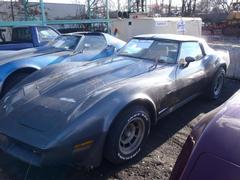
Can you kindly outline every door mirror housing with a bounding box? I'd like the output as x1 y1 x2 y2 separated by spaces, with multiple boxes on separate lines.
106 45 115 50
179 56 196 68
105 45 116 54
185 56 196 64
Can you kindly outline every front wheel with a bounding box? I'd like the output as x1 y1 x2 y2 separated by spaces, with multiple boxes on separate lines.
104 105 151 164
206 67 225 100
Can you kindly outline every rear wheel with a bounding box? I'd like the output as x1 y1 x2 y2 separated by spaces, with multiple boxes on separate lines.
206 67 225 100
104 105 151 164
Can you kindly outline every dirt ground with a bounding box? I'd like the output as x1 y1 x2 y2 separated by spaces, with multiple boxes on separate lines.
0 79 239 180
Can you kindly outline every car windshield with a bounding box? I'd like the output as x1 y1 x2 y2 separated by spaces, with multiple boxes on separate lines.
81 35 107 52
48 35 81 50
118 38 179 64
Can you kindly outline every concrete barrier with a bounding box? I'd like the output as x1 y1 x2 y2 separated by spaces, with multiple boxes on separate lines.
210 43 240 80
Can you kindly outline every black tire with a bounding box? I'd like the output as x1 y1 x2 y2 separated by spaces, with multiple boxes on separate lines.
206 67 225 100
104 105 151 164
1 72 30 98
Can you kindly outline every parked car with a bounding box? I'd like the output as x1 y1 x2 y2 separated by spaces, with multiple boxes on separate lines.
170 90 240 180
0 26 60 51
0 32 126 97
0 34 229 168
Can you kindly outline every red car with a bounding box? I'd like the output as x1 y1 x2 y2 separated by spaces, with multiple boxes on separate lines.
171 90 240 180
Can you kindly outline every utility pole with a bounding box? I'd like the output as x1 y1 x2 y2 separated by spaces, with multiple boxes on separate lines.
128 0 131 12
168 0 172 15
87 0 91 19
10 0 15 21
40 0 46 25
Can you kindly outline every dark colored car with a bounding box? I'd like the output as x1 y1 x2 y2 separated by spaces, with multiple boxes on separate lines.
0 34 229 168
0 32 126 97
0 26 60 50
170 90 240 180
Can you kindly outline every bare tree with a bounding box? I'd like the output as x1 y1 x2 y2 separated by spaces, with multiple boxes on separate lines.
10 0 15 21
181 0 198 16
168 0 172 15
197 0 211 13
181 0 186 15
211 0 234 13
192 0 197 14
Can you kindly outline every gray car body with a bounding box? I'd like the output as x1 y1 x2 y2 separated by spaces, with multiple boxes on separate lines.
0 34 229 167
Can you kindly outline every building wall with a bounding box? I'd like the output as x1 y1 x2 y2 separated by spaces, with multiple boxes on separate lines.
0 2 85 41
0 2 85 21
210 43 240 80
111 17 202 42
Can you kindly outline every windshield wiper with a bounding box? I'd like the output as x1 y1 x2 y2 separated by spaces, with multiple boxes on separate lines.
119 54 152 61
148 58 166 71
118 54 138 59
71 48 83 55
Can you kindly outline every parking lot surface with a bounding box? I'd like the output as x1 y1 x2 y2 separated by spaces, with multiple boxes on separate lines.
0 79 239 180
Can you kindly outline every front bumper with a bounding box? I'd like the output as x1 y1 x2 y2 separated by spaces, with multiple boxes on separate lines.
0 133 103 167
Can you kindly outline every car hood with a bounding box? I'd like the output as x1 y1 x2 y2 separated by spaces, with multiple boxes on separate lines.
191 90 240 141
0 56 163 148
0 46 71 66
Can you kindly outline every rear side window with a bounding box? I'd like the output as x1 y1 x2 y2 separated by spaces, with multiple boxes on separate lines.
179 42 204 61
37 27 59 43
12 28 32 42
104 33 125 49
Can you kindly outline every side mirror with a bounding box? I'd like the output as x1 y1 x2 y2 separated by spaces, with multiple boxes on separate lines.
106 44 115 49
179 56 195 68
185 56 196 64
105 45 116 54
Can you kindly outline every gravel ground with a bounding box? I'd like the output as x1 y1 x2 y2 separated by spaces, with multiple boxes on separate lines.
0 79 239 180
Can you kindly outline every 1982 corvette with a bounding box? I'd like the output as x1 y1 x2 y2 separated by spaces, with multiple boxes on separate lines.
0 34 230 168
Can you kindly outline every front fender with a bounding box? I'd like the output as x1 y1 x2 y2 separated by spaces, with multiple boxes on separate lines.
0 63 41 93
47 89 157 167
101 92 157 132
62 90 157 138
216 49 230 70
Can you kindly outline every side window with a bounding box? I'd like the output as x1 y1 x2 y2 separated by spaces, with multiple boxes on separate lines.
12 28 32 42
179 42 204 61
146 41 179 64
37 27 59 43
82 35 107 52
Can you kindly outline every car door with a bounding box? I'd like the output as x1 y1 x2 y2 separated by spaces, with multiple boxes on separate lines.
148 40 180 114
175 41 206 103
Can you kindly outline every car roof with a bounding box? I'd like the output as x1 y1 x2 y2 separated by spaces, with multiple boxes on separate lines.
66 32 105 36
134 34 203 42
13 25 52 28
